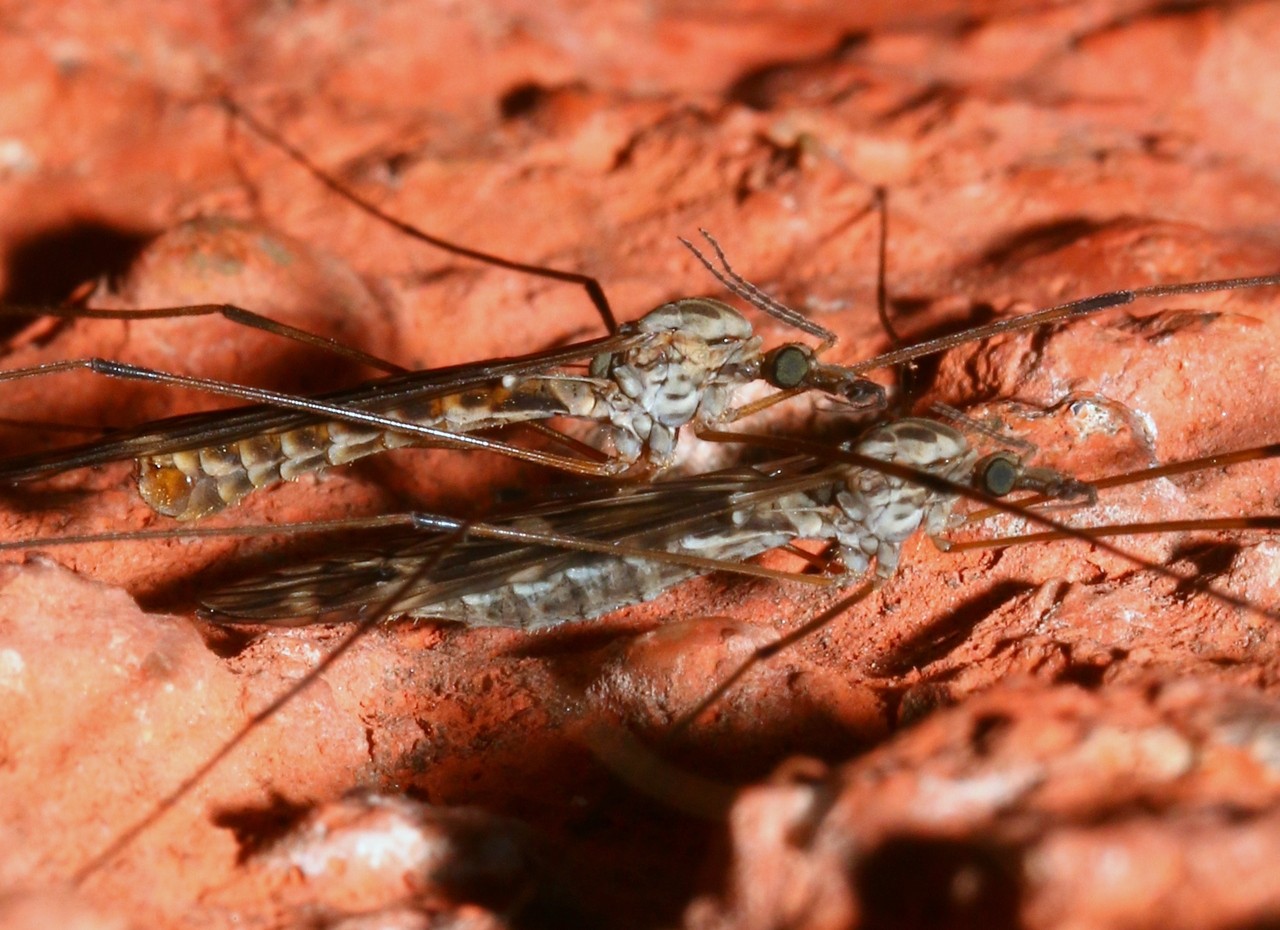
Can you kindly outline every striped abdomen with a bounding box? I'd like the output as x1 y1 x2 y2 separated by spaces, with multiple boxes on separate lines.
137 378 610 520
410 524 802 630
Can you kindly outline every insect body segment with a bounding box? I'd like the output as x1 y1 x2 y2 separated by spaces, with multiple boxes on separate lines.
201 418 1059 628
591 298 766 465
136 375 620 520
832 418 977 578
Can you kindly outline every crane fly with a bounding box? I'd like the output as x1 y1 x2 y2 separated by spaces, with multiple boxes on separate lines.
187 406 1280 705
194 416 1099 626
14 305 1279 918
0 264 877 520
2 241 1274 521
0 99 883 520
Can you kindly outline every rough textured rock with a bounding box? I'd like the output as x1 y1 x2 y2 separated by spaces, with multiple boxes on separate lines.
0 2 1278 928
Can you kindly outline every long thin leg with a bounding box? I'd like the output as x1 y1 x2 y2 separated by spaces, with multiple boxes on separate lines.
957 442 1280 523
667 581 880 737
847 273 1280 375
0 302 406 374
696 426 1280 622
222 96 619 335
70 524 469 886
873 187 900 347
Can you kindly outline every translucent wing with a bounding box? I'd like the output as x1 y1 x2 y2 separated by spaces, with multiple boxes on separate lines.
201 455 846 625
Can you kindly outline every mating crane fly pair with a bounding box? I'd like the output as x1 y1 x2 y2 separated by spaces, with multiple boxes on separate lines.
4 230 1276 621
0 111 1279 620
0 97 1276 640
5 100 1280 889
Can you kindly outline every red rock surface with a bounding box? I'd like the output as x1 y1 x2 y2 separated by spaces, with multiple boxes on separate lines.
0 2 1279 928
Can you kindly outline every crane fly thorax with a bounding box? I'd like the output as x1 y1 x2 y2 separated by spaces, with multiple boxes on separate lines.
595 299 763 464
832 419 979 578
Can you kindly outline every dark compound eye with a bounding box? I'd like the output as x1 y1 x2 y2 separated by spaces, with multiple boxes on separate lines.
978 454 1019 497
765 344 812 388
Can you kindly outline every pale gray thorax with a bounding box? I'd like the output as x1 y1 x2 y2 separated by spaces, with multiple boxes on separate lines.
831 418 977 578
600 298 762 466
